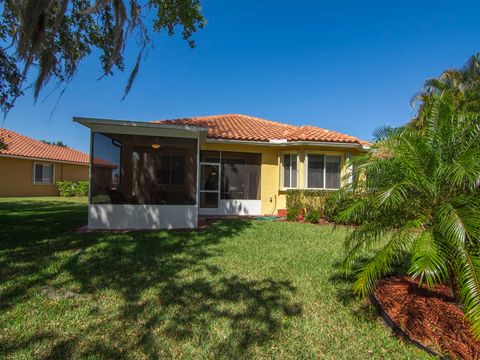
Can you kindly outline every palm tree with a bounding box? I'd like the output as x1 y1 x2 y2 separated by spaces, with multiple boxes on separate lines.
412 53 480 127
341 93 480 337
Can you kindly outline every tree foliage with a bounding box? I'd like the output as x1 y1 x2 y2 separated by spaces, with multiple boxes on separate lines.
412 53 480 127
341 93 480 337
0 0 206 115
41 139 67 147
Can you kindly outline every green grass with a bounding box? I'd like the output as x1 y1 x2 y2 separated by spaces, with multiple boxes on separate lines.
0 197 430 359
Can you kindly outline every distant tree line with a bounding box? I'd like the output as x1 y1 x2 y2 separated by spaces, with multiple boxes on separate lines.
41 140 68 147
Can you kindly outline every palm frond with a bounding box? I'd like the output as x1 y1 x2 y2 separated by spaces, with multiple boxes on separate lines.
353 231 415 297
408 231 449 288
456 247 480 338
435 203 467 244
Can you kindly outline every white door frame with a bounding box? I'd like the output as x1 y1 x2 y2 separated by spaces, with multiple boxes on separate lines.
199 157 221 211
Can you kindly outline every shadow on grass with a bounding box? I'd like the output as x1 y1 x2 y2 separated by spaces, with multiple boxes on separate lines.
329 250 412 323
0 200 301 358
0 200 92 311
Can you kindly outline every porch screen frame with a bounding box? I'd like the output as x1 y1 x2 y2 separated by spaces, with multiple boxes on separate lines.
199 159 221 209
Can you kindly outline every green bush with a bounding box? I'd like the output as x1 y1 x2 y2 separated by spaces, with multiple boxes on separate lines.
286 189 335 217
57 181 89 197
324 191 363 225
286 189 364 225
286 208 299 222
305 209 320 223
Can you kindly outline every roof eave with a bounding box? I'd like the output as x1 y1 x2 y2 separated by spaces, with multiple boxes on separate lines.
74 117 209 140
0 153 89 165
206 138 370 151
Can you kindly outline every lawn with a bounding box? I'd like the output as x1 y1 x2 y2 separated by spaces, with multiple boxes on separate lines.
0 197 430 359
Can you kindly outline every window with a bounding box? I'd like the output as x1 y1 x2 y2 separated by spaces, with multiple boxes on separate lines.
326 155 341 189
33 163 54 184
283 154 298 188
307 154 342 189
307 154 324 188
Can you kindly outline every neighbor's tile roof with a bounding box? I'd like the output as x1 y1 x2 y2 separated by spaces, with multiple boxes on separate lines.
0 128 89 164
153 114 369 146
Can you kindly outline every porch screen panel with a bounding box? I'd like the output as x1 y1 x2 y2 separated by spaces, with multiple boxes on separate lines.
91 132 122 204
91 132 196 205
221 152 261 200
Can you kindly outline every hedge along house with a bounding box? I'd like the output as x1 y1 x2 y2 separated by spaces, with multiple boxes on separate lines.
0 128 89 197
74 114 370 229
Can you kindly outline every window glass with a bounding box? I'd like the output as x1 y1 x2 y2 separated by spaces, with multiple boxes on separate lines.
307 154 324 188
283 154 291 188
34 163 54 184
34 164 43 183
326 155 341 189
44 164 53 183
221 152 261 200
291 155 298 188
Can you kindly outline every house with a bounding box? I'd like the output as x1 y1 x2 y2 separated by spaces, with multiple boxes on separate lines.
0 128 89 197
74 114 369 229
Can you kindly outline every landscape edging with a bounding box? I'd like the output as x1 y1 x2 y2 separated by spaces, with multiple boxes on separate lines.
369 293 446 359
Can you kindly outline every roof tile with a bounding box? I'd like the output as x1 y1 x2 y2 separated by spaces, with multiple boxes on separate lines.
153 114 369 146
0 128 89 164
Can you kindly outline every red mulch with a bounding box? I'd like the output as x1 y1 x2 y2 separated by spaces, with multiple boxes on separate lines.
375 275 480 359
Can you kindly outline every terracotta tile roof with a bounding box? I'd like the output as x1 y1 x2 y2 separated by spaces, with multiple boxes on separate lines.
0 128 89 164
153 114 369 146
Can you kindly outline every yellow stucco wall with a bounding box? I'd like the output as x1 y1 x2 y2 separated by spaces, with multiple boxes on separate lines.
200 142 360 215
0 156 89 197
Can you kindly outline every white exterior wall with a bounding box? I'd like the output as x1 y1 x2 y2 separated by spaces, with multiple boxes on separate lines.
199 200 262 216
88 205 198 230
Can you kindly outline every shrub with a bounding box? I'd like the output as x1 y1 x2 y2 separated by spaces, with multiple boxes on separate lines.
324 191 364 225
305 209 320 224
74 181 89 197
286 208 299 222
286 189 335 218
57 181 89 197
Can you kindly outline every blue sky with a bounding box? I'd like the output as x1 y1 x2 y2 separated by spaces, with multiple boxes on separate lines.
2 0 480 153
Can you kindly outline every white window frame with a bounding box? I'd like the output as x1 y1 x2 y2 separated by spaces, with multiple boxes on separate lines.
281 152 299 190
305 152 342 190
33 162 55 185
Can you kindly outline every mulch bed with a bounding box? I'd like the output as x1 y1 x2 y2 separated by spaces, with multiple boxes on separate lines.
374 275 480 359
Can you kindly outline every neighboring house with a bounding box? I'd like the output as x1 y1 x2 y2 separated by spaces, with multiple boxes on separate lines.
0 128 89 197
75 114 370 229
